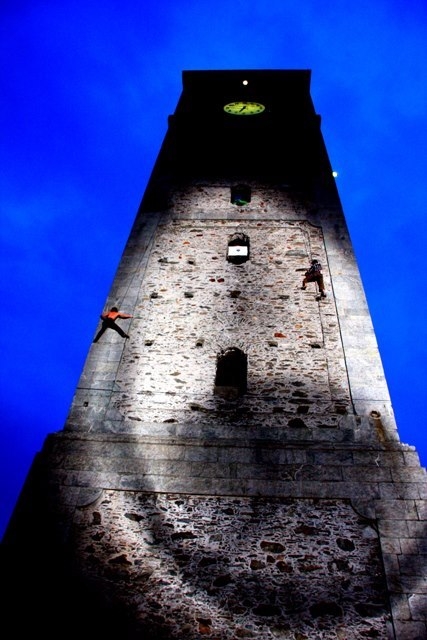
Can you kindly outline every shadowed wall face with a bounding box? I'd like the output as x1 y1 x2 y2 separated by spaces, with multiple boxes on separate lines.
72 493 390 639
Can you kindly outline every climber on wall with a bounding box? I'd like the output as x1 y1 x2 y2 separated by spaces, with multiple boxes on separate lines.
301 259 327 298
93 306 133 343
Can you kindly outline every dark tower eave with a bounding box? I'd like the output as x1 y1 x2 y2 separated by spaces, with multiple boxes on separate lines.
140 69 333 211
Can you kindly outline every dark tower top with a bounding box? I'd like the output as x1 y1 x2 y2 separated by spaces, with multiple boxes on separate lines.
142 69 337 210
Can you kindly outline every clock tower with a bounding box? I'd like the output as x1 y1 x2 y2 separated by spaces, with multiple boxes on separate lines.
2 70 426 640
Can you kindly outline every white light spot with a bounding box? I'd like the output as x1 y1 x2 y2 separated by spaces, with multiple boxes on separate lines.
332 171 338 178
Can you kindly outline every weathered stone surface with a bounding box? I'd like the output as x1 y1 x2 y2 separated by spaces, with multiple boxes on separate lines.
71 494 391 639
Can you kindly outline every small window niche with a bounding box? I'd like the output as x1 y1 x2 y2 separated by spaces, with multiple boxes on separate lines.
231 184 251 206
227 232 250 265
214 347 247 400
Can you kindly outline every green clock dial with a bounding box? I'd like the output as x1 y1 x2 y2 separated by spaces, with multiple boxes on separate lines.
224 101 265 115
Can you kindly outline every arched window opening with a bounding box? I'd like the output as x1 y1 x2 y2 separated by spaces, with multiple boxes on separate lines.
214 347 247 399
227 232 250 265
231 184 251 206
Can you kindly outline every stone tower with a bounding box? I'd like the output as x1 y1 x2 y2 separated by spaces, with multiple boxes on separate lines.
2 70 426 640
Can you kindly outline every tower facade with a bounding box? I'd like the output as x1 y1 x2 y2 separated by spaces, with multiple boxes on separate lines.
3 71 426 639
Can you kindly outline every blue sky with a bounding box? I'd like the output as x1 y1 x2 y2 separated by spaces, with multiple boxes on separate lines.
1 1 426 539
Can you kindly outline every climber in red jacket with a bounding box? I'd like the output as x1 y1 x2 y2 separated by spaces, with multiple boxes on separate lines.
93 306 133 343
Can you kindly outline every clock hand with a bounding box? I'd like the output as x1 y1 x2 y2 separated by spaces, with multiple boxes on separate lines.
239 105 246 112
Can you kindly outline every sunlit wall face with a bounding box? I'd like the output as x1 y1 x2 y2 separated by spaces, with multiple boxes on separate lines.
71 181 360 440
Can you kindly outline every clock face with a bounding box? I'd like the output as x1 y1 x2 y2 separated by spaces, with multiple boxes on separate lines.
224 101 265 115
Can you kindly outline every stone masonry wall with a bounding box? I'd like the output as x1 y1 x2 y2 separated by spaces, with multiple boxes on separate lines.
69 184 356 436
94 218 349 429
16 181 425 639
72 492 390 639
